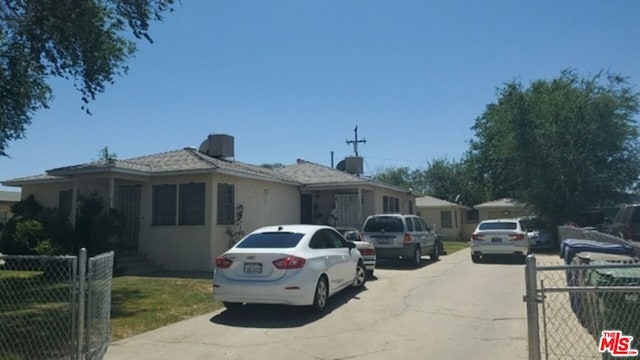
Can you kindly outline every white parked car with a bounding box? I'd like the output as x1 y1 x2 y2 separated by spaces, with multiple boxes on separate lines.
470 219 530 263
213 225 367 313
335 227 376 277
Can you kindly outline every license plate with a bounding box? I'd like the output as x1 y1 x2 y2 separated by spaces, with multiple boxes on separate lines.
491 237 501 243
243 262 262 274
377 239 388 245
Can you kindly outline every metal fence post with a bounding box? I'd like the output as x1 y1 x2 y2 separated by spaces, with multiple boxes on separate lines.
525 255 541 360
77 248 87 359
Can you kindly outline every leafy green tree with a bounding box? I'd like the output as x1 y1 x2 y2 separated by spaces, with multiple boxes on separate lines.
372 166 415 191
260 163 286 170
0 0 175 156
422 157 489 206
469 70 640 236
372 158 490 206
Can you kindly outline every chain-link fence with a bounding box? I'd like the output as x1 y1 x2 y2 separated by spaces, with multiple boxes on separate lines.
0 249 113 360
524 227 640 360
85 252 114 360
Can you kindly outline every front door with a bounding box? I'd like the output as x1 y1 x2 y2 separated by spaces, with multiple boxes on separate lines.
116 185 141 252
300 194 313 224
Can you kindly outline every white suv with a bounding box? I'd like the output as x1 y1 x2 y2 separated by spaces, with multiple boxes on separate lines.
470 219 530 263
362 214 440 267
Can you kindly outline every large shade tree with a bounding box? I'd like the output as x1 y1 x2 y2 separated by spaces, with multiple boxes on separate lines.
469 70 640 233
0 0 175 156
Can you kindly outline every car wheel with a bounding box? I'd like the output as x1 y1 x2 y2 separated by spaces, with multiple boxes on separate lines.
223 301 243 311
352 261 367 288
430 242 440 261
311 276 329 313
471 254 480 263
410 245 421 267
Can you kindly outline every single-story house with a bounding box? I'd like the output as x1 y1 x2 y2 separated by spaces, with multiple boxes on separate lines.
474 198 532 221
0 190 21 225
2 134 416 271
415 195 470 241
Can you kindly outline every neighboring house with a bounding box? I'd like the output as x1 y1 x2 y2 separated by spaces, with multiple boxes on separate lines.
0 190 21 225
473 198 532 221
415 195 469 241
2 134 415 272
280 159 416 228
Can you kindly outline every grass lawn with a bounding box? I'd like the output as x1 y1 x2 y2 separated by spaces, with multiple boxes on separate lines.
110 276 221 340
443 240 469 254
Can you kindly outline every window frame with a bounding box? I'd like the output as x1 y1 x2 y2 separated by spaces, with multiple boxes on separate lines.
178 182 205 226
441 210 453 229
217 183 235 225
152 184 177 226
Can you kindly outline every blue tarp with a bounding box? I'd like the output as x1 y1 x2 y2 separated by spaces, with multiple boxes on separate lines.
561 239 635 265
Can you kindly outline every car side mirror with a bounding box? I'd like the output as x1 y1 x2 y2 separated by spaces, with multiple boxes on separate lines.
347 241 356 249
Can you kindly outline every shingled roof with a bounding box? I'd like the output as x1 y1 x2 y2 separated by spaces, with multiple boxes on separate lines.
4 148 298 185
416 195 467 208
278 159 411 193
278 159 366 184
3 150 412 194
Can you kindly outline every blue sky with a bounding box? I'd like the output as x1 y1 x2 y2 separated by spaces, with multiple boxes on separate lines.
1 0 639 191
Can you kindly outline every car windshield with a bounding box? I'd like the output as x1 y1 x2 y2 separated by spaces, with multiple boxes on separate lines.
363 217 404 232
236 232 304 248
478 222 517 230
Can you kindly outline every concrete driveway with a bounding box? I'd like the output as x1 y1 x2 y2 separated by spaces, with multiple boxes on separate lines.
105 248 533 360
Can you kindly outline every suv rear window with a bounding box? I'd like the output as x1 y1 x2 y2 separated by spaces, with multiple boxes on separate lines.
478 222 517 230
363 216 404 232
236 232 304 248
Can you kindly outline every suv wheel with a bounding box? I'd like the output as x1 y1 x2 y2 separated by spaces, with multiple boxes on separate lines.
471 254 480 263
410 245 421 267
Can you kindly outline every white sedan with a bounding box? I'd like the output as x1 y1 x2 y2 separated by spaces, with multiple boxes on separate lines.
470 219 530 263
213 225 367 313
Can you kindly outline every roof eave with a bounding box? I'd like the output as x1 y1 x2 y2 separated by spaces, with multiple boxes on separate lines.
2 177 69 187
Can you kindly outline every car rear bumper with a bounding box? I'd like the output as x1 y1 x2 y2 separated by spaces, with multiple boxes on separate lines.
213 272 317 306
375 245 414 259
362 255 376 272
471 243 529 256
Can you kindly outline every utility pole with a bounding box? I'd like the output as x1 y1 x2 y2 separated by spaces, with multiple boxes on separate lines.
346 126 366 156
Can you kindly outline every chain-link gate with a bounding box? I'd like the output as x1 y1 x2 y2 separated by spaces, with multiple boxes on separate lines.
0 249 114 360
524 256 640 360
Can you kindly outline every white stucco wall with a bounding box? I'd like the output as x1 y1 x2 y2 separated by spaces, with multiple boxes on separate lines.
209 174 300 266
373 188 415 215
22 182 73 208
417 206 465 240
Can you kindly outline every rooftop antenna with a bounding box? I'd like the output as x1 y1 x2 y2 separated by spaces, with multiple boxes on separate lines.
346 126 366 156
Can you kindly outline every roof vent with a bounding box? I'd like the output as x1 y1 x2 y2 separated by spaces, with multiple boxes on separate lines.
198 134 234 159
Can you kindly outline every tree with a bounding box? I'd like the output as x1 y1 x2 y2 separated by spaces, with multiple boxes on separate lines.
469 70 640 236
372 166 415 192
372 158 490 206
260 163 285 170
422 157 489 206
0 0 175 156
